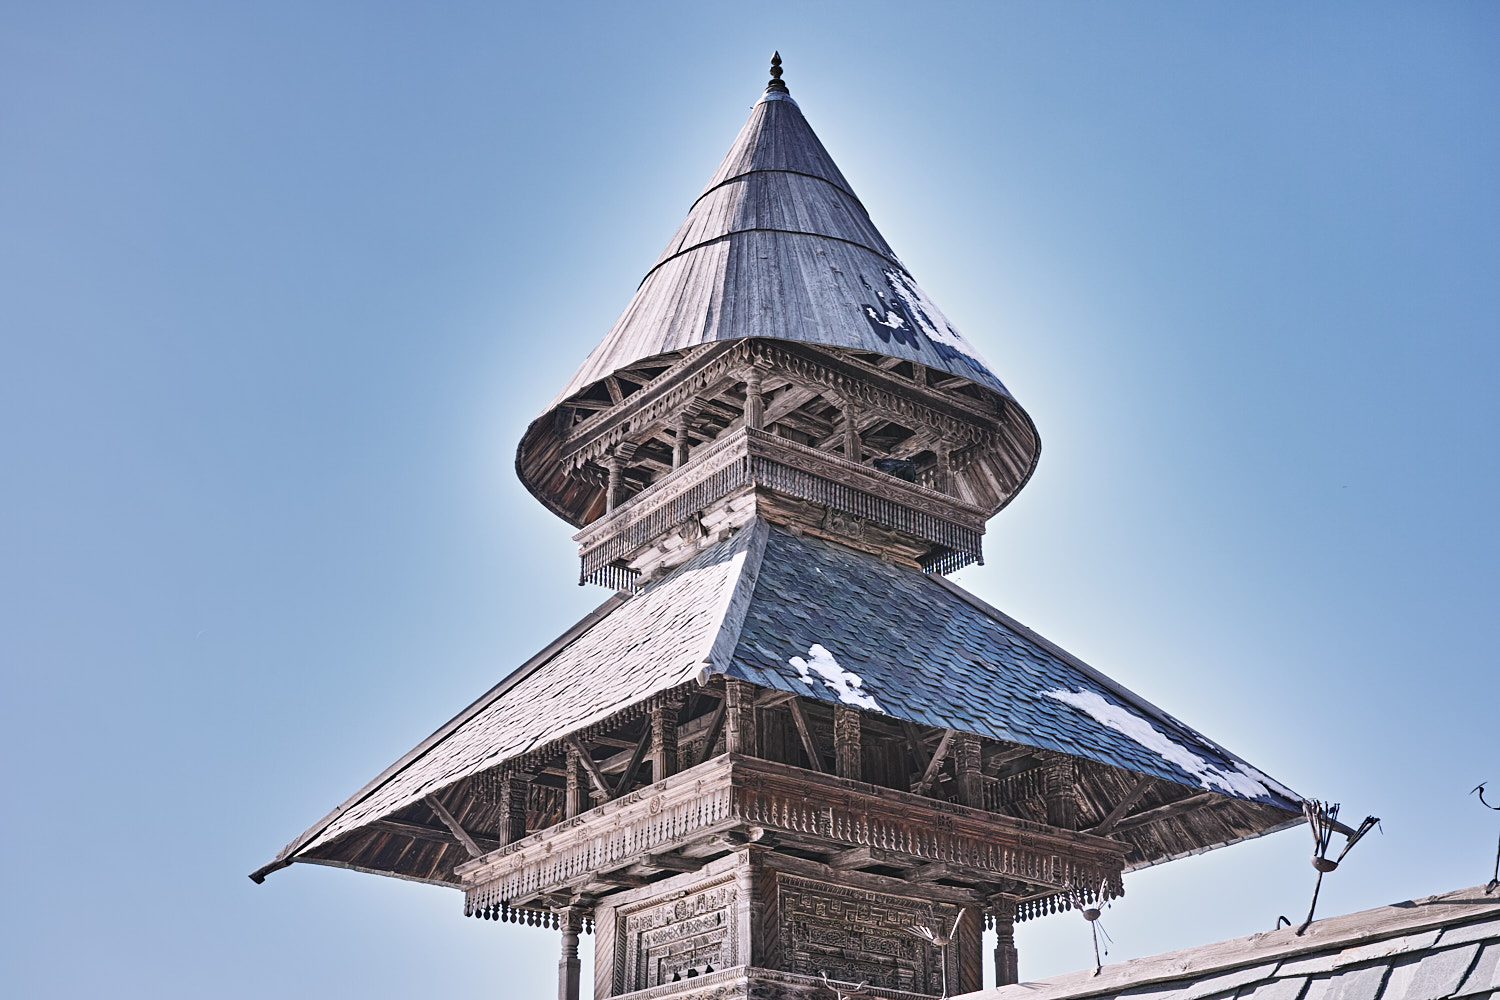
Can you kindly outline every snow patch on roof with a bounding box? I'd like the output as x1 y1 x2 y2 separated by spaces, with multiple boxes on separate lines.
1045 688 1289 802
790 643 883 712
883 269 995 380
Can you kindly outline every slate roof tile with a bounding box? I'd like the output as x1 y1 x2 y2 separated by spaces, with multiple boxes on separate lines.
265 520 1298 874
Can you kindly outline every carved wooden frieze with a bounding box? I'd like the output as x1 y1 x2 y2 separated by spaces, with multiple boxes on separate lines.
615 875 739 994
457 755 1126 920
776 874 954 994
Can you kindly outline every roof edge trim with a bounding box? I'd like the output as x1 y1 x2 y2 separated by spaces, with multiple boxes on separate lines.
249 590 633 880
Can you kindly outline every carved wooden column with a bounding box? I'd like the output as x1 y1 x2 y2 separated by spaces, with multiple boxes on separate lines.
992 898 1019 986
671 403 702 470
935 440 953 494
564 745 590 818
604 442 637 515
498 772 532 846
649 698 680 781
833 705 862 780
744 369 765 431
842 400 862 462
954 731 983 808
723 679 758 756
557 905 583 1000
1043 756 1079 829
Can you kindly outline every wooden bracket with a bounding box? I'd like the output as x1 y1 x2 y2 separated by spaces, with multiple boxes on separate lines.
1088 775 1154 836
786 697 825 773
425 794 484 859
914 728 958 795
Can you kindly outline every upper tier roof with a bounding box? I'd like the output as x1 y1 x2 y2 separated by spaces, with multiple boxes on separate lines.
548 84 1014 408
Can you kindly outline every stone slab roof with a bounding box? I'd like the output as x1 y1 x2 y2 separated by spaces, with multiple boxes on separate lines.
960 884 1500 1000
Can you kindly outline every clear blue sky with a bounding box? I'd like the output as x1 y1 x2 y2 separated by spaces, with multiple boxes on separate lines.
2 3 1496 997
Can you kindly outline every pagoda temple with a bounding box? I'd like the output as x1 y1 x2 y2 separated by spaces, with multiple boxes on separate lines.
253 56 1305 1000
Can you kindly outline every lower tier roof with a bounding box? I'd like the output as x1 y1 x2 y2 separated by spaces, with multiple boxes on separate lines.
256 520 1301 882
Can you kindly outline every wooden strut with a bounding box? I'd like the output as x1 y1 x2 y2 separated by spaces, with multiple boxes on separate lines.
614 721 654 796
1088 775 1155 836
1109 791 1217 833
425 794 484 859
786 697 825 773
566 736 614 801
914 729 958 795
697 699 727 764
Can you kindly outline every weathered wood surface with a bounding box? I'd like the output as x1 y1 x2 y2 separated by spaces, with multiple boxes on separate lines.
551 92 1011 406
457 754 1127 919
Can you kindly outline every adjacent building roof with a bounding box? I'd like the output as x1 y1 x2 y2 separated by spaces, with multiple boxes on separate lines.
258 521 1299 878
548 84 1015 408
962 884 1500 1000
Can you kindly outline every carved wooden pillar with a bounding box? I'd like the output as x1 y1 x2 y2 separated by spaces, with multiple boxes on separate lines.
649 699 680 781
723 678 758 756
604 453 622 515
498 772 532 846
672 420 688 469
992 898 1019 986
557 906 583 1000
842 400 862 462
744 369 765 431
604 442 637 515
1043 756 1079 829
954 731 983 808
833 705 862 780
564 745 590 818
935 440 953 494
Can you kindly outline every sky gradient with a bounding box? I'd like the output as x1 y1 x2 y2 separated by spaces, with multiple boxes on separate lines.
2 3 1497 997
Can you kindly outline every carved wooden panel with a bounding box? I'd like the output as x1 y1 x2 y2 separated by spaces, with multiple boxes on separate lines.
775 874 955 995
615 876 739 994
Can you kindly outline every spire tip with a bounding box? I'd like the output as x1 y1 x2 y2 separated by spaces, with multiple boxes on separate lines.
766 51 788 94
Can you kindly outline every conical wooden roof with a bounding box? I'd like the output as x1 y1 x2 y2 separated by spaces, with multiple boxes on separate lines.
551 87 1012 406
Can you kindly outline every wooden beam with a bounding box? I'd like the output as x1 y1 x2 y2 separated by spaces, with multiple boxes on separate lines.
371 818 498 853
566 736 613 800
613 722 653 796
786 697 824 773
641 853 707 873
1109 791 1218 834
755 688 796 708
904 862 956 883
1088 775 1155 836
914 728 958 795
425 795 483 859
697 699 726 763
902 721 933 772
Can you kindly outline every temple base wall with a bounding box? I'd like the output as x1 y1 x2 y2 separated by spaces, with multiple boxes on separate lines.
594 850 982 999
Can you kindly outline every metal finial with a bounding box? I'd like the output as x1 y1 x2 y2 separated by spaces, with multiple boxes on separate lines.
766 51 788 94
